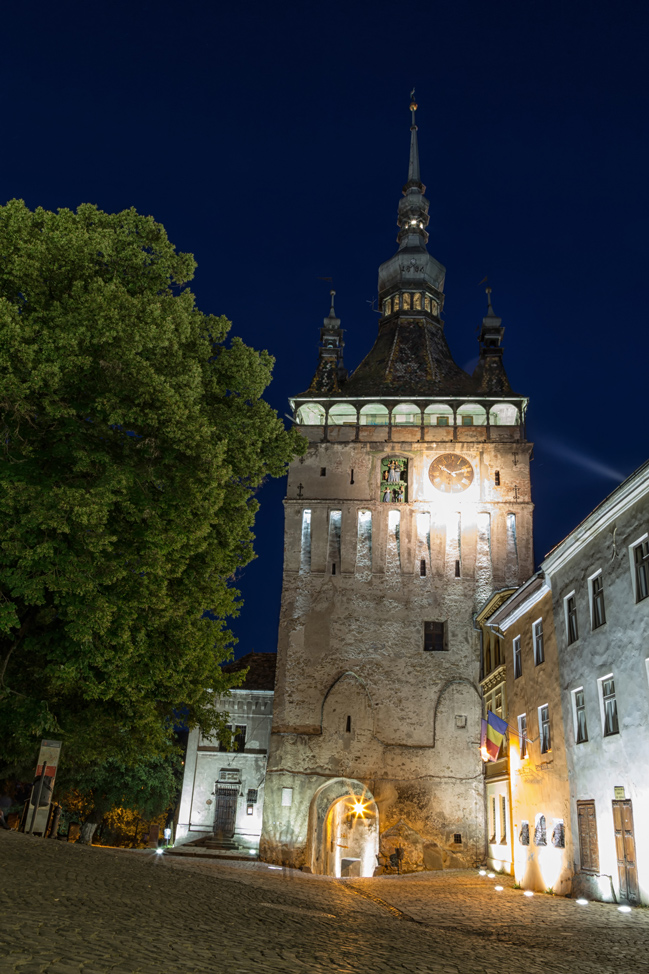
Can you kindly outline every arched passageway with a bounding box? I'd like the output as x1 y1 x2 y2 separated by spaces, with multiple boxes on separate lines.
307 778 379 877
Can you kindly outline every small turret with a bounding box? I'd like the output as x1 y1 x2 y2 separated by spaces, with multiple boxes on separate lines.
307 290 347 394
472 287 514 395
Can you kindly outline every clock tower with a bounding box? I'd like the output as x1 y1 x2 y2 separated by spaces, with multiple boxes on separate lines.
259 98 533 875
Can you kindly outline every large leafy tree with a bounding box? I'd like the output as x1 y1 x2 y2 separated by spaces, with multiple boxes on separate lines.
0 199 303 778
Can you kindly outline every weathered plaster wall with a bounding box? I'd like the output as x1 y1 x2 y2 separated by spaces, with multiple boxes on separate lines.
545 475 649 904
261 431 534 872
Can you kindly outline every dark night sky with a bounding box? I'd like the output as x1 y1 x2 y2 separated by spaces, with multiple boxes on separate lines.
4 1 648 657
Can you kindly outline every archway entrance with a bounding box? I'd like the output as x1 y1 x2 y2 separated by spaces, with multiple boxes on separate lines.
307 778 379 877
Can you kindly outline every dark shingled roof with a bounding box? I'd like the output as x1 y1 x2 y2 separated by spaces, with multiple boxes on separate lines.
340 318 476 398
222 652 276 691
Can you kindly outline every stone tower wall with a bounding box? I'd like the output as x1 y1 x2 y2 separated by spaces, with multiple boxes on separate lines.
260 427 533 872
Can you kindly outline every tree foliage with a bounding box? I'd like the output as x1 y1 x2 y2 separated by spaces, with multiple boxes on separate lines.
0 200 304 777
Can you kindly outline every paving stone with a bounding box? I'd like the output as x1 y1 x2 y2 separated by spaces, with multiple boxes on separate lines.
1 832 649 974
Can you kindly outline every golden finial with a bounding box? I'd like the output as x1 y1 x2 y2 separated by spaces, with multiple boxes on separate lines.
410 87 417 112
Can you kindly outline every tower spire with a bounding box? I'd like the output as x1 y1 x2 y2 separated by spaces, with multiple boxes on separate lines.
408 89 421 185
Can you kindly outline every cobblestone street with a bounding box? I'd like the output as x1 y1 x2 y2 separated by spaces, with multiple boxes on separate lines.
2 831 648 974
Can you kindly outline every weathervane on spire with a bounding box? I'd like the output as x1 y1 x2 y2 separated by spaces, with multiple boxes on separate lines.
410 88 417 128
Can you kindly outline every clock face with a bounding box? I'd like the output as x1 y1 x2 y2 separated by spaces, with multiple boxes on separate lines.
429 453 474 493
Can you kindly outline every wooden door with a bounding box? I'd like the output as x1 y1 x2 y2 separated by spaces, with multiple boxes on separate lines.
612 800 639 904
577 801 599 873
214 785 238 838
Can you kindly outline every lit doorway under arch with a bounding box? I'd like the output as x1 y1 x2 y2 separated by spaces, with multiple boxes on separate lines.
307 777 379 877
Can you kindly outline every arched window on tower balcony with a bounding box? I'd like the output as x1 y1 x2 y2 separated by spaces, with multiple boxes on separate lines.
384 297 392 316
457 403 487 426
296 403 326 425
489 402 521 426
424 295 431 312
393 295 400 311
424 404 454 426
413 292 422 310
391 403 421 426
359 403 389 426
328 402 358 425
402 293 411 311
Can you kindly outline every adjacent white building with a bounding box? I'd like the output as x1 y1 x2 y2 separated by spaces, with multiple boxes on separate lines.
176 653 275 853
543 459 649 904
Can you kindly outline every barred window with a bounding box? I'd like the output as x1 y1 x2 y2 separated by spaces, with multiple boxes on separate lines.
424 621 447 652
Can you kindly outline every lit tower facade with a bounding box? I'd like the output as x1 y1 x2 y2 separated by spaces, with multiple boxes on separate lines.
259 98 533 876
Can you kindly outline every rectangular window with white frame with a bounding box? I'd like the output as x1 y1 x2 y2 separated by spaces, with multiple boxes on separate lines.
599 674 619 737
564 592 578 644
590 571 606 629
630 535 649 603
572 687 588 744
533 618 544 665
513 635 522 679
539 704 551 753
518 713 527 759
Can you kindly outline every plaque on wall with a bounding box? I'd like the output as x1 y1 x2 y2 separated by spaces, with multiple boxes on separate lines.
219 769 241 782
614 786 625 799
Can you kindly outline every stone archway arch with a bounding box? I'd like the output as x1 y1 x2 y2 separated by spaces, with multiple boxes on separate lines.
320 670 374 732
431 678 482 747
306 777 379 877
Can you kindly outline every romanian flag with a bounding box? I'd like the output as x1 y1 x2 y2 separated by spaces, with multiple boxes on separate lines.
481 711 508 761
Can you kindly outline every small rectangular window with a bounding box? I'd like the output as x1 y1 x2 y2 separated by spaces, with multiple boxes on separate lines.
573 688 588 744
454 559 461 577
591 573 606 629
437 415 449 426
566 594 579 644
453 833 462 844
495 470 501 486
320 467 326 476
600 676 619 736
633 539 649 602
424 621 446 651
539 704 551 753
246 789 258 803
461 415 473 426
420 559 427 577
350 468 354 485
533 619 544 665
513 636 522 679
331 563 336 575
518 713 527 759
281 787 293 807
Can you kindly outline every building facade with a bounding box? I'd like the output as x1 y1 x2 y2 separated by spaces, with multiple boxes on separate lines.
543 460 649 905
485 575 573 894
259 100 534 876
176 653 275 852
476 589 516 875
